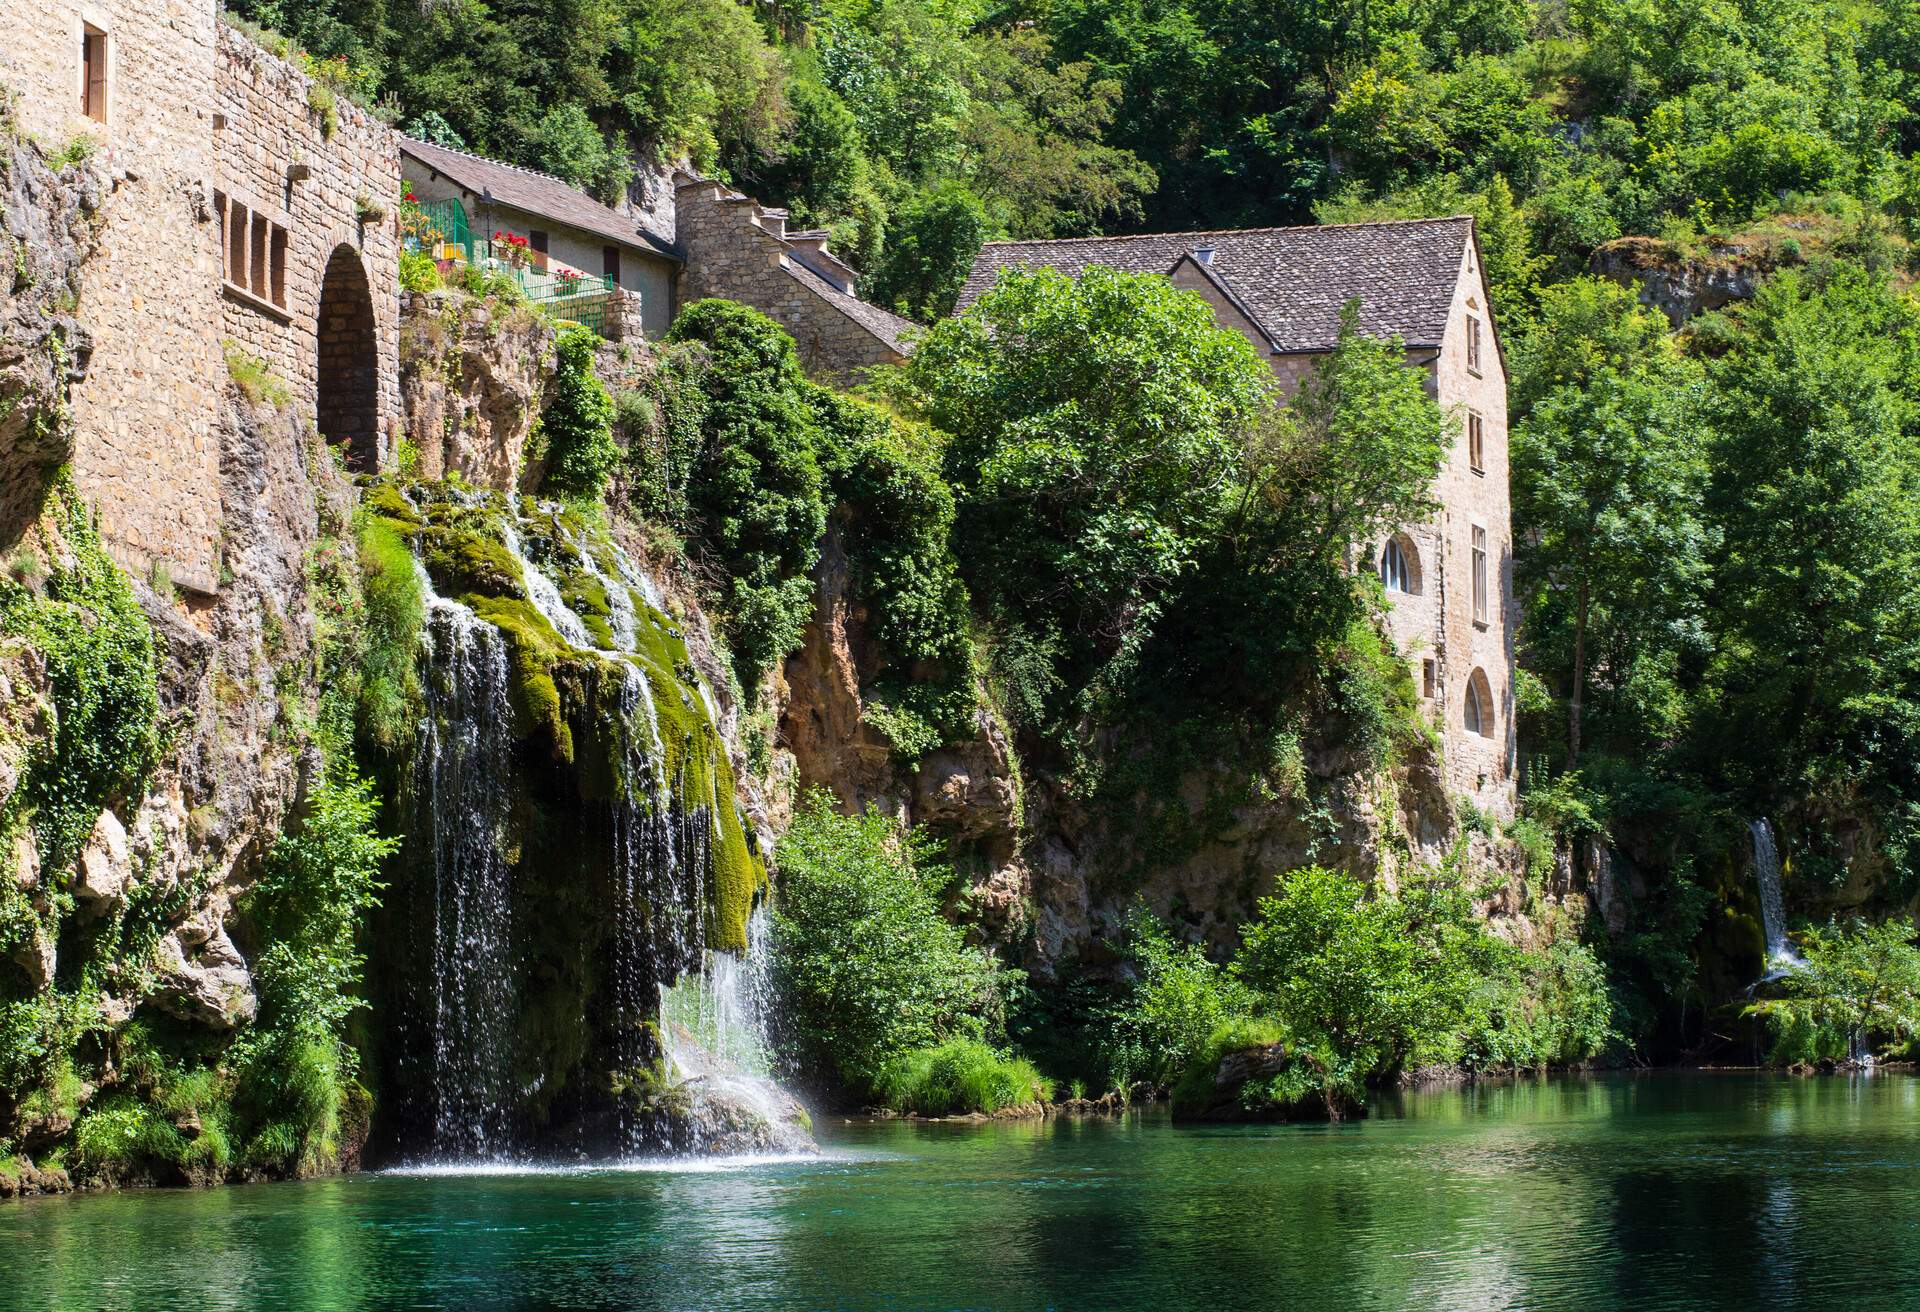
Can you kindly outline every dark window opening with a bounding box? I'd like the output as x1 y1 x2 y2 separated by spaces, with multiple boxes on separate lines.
603 245 620 283
82 27 107 123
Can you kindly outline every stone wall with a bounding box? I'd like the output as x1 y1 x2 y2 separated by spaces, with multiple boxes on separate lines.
3 0 226 594
215 26 401 473
1430 236 1517 815
674 180 902 382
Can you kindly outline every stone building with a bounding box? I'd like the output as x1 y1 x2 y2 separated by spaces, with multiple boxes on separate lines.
960 219 1518 813
400 137 681 340
672 173 915 383
2 3 400 594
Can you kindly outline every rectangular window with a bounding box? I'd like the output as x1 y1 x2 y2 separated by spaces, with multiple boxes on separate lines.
82 27 107 123
226 198 249 286
1468 411 1485 474
1471 526 1489 625
1466 316 1483 375
269 225 289 308
249 211 269 299
1423 658 1437 699
603 245 621 283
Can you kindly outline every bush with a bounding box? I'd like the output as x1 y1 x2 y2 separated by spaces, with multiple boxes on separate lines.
352 512 424 754
1104 906 1255 1091
1746 918 1920 1066
398 250 441 293
666 300 828 683
771 792 1002 1097
540 324 618 504
0 476 159 869
873 1038 1052 1115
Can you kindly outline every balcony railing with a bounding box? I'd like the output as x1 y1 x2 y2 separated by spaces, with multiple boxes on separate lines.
401 196 627 334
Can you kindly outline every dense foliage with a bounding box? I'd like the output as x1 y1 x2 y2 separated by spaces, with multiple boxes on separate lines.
538 323 620 503
1746 919 1920 1065
769 793 1003 1101
1105 862 1613 1106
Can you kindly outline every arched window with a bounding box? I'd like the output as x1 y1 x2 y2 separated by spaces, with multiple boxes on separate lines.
1464 668 1495 738
1379 537 1418 594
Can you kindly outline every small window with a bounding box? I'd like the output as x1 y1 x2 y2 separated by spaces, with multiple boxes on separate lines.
1380 538 1412 594
1422 658 1437 700
270 226 289 308
1468 411 1485 474
226 197 250 285
249 211 269 299
218 193 291 313
603 245 621 283
1466 315 1483 375
82 26 107 123
1464 670 1494 738
1471 525 1489 625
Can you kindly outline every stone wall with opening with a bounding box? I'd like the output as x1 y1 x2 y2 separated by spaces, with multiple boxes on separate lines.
3 0 227 594
215 25 400 473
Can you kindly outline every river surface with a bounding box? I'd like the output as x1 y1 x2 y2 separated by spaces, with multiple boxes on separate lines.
4 1073 1919 1310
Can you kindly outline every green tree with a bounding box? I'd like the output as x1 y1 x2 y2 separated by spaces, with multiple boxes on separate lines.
889 263 1272 715
770 793 1001 1096
665 300 829 683
539 324 620 504
1512 332 1712 764
864 181 988 321
1746 918 1920 1064
1701 266 1920 804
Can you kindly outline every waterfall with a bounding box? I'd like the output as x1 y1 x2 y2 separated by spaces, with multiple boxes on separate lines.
1749 819 1803 975
389 485 800 1162
412 592 518 1159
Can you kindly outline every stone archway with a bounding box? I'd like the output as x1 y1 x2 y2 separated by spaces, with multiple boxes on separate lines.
317 244 379 472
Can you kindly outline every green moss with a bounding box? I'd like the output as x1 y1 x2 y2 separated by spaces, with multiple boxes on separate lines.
419 523 526 600
467 595 574 761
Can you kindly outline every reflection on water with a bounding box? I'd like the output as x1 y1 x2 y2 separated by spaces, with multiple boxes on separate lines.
5 1074 1920 1311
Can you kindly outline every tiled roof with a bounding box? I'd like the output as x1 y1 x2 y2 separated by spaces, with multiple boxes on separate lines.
955 217 1473 353
400 137 680 262
783 258 918 356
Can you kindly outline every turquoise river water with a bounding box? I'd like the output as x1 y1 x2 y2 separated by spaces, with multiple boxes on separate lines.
4 1074 1919 1310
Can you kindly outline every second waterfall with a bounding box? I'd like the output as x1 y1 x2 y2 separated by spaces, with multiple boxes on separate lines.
359 480 808 1163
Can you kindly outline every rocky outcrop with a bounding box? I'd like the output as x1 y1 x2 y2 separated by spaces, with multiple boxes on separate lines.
1588 236 1765 326
398 289 555 489
0 130 102 544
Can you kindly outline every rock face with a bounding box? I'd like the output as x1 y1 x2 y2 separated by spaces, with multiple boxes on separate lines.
398 289 556 489
1589 236 1764 325
0 132 100 543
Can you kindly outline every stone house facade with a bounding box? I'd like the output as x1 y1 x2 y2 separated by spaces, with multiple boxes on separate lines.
2 4 400 594
672 174 915 383
400 137 679 340
960 219 1519 814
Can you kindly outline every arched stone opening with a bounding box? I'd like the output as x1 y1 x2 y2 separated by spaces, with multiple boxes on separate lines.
1464 667 1496 738
1378 533 1422 595
317 244 379 473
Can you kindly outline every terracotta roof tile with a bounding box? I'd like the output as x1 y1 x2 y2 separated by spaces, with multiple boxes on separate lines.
955 218 1472 353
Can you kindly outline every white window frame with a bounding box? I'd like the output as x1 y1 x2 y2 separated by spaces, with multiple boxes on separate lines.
1471 523 1489 626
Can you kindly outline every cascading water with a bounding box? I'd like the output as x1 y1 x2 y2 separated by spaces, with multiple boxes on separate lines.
1749 819 1803 977
411 588 519 1159
379 483 805 1163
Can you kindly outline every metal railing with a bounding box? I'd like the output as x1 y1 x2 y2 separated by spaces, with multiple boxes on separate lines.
401 196 629 335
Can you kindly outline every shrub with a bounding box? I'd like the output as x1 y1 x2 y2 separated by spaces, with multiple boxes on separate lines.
666 300 828 684
0 476 159 869
873 1038 1052 1115
1104 906 1256 1091
539 323 618 504
1746 918 1920 1066
771 792 1002 1097
398 250 441 293
223 342 292 408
